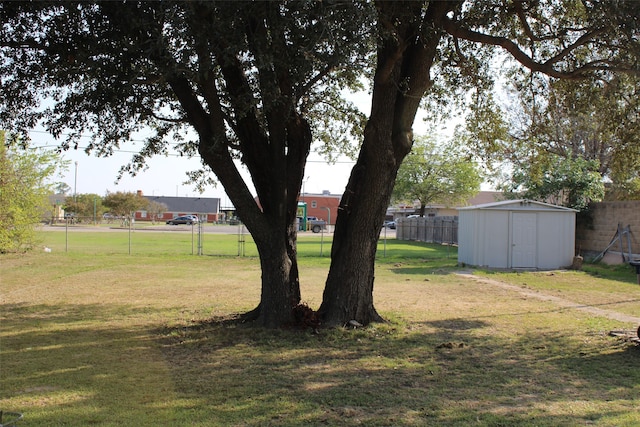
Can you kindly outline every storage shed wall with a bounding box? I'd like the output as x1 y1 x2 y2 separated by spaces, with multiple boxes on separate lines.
457 210 475 265
458 210 510 268
458 205 575 269
535 212 575 269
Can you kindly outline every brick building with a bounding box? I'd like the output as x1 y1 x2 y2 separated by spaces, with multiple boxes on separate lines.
299 190 341 226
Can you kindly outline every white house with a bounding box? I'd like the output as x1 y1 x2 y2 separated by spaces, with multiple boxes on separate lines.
457 199 577 270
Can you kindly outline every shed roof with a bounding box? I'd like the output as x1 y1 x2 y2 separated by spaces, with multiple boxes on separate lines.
144 196 220 213
457 199 577 212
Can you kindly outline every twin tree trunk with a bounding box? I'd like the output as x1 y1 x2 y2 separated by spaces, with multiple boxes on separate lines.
243 96 417 329
197 2 444 329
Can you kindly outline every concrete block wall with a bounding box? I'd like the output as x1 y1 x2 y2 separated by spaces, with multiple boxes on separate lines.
575 201 640 256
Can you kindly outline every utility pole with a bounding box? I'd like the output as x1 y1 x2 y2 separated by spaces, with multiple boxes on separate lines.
73 161 78 202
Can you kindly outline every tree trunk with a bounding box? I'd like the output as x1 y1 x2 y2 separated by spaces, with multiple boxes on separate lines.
318 115 406 327
195 115 309 328
318 2 447 327
243 223 301 328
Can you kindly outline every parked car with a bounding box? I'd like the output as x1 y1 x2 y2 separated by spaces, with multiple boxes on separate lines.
166 215 199 225
383 220 396 229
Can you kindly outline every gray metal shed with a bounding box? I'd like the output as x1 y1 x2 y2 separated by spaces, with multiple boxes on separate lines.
457 199 577 269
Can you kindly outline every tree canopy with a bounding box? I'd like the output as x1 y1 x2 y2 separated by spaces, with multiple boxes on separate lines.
502 154 605 210
392 136 482 215
63 193 105 222
460 72 640 207
2 1 639 327
146 200 168 224
0 131 65 252
102 191 149 218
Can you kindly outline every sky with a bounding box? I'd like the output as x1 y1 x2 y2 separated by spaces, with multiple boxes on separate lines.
32 129 362 200
29 92 462 205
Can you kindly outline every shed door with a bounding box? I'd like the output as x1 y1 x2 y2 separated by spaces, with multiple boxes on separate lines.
511 213 537 268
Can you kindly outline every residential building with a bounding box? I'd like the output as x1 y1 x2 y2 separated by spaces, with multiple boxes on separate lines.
137 194 221 223
387 191 504 220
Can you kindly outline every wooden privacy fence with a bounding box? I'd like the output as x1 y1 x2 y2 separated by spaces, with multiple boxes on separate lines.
396 216 458 244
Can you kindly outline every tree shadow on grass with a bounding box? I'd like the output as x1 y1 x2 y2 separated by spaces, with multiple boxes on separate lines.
4 301 637 426
424 318 491 330
157 315 640 426
0 302 179 426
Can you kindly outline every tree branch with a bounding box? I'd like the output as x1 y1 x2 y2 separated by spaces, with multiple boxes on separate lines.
147 110 187 123
297 63 336 102
440 15 601 79
544 28 605 66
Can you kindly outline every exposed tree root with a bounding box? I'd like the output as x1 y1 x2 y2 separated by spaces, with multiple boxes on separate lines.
292 302 320 332
238 304 261 323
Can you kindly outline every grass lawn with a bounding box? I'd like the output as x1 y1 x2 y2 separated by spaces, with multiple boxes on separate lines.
1 231 639 426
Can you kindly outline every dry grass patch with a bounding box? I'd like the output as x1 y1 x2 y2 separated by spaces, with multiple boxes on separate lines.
475 267 640 318
2 237 639 426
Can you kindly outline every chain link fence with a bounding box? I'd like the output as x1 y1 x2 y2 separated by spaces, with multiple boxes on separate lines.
41 217 350 257
42 215 259 257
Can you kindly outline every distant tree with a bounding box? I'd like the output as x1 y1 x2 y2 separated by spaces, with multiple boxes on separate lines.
606 179 640 201
0 131 64 252
54 182 71 195
499 154 605 210
103 192 149 219
392 136 482 216
146 201 168 224
63 193 104 222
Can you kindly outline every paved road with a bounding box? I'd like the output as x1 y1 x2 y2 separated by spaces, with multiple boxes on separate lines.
44 223 251 233
42 223 397 237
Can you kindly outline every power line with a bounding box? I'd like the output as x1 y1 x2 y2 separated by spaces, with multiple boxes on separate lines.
30 143 357 164
31 144 186 157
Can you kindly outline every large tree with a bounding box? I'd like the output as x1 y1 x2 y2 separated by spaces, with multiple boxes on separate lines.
0 1 370 327
318 0 640 326
2 2 639 328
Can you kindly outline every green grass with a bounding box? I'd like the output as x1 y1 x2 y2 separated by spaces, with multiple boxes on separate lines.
36 228 455 261
2 231 639 426
39 227 258 256
475 263 640 318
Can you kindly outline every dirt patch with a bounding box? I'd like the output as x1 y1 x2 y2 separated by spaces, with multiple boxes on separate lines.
455 272 640 325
